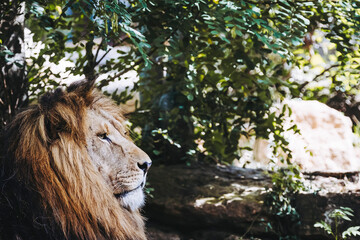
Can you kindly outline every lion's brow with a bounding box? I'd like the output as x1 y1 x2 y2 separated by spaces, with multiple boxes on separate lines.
97 109 125 134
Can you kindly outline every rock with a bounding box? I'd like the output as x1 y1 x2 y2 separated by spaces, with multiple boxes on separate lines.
146 226 181 240
144 164 360 240
146 226 246 240
237 100 360 172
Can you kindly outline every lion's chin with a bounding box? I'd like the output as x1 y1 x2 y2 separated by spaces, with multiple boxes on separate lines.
115 187 145 211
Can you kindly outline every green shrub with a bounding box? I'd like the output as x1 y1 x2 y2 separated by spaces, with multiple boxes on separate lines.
314 207 360 240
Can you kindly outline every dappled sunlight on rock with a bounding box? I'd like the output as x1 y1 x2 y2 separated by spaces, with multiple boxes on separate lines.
146 164 360 239
194 197 218 208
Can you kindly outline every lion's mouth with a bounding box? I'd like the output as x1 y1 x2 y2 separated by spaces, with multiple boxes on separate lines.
114 184 142 199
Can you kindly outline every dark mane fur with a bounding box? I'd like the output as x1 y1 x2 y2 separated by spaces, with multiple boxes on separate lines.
0 81 146 240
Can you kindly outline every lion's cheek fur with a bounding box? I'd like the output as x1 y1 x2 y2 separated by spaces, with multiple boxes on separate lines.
119 187 146 211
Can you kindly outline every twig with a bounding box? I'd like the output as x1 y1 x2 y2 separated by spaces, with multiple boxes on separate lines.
94 38 105 65
95 47 111 66
299 64 340 91
97 55 145 89
94 36 129 66
312 64 340 82
96 30 173 89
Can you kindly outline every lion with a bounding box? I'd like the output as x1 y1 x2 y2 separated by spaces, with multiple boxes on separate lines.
0 80 151 240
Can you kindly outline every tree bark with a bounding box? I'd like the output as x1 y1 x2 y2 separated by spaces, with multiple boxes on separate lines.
0 0 27 129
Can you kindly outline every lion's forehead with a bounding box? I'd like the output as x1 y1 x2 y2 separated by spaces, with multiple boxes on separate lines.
86 108 126 135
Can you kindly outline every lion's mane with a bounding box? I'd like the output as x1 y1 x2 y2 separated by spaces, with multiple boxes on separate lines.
0 81 146 240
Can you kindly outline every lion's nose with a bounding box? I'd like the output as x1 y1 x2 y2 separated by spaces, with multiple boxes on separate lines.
137 161 152 174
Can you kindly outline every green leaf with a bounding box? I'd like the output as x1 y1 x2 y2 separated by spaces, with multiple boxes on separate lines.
342 226 360 239
187 94 194 101
224 16 233 21
314 221 332 235
251 6 261 16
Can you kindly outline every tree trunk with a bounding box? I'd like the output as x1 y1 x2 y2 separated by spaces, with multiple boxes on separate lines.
0 0 27 129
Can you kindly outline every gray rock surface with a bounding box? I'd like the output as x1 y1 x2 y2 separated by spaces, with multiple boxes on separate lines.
144 164 360 239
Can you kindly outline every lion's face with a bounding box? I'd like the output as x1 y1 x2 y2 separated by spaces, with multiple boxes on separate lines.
86 108 151 211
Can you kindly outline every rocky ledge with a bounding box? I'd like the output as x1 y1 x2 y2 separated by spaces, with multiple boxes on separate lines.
144 164 360 240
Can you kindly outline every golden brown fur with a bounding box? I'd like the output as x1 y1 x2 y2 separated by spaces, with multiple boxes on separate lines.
0 81 149 240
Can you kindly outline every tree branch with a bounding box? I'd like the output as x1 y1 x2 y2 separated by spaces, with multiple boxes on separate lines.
93 38 104 65
312 64 340 82
299 64 340 92
94 36 129 67
97 54 146 89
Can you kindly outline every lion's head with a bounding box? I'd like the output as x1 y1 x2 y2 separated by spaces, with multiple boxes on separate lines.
0 80 151 240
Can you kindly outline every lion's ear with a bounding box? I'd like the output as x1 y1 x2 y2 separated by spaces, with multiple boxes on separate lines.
39 86 87 143
67 79 95 105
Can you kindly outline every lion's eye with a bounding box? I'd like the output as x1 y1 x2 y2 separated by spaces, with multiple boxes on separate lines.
98 133 111 143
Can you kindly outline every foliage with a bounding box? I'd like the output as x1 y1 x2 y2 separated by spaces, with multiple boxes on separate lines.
294 1 360 124
144 182 154 199
3 0 360 164
127 0 360 164
314 207 360 240
23 0 317 164
26 0 149 97
129 0 314 164
264 165 306 239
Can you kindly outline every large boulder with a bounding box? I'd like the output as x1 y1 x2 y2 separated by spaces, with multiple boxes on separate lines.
145 164 360 240
238 100 360 171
